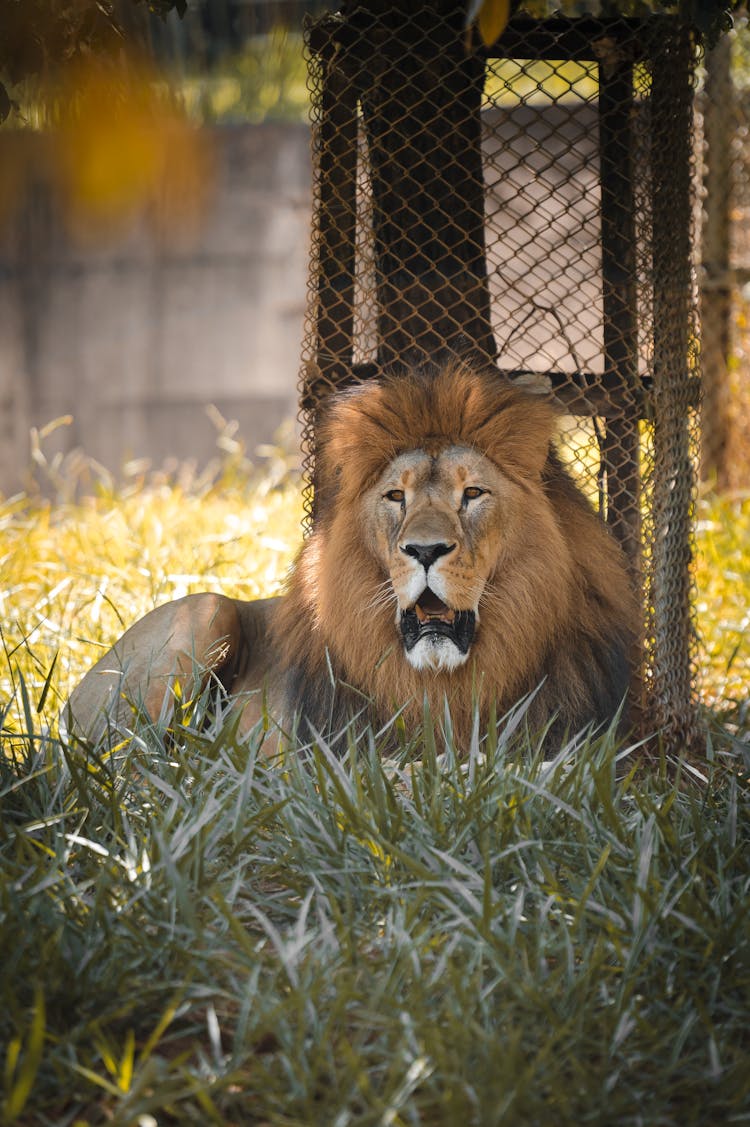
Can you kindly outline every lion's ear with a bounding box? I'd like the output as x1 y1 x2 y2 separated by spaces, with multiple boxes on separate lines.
474 388 558 482
311 387 380 517
314 381 398 502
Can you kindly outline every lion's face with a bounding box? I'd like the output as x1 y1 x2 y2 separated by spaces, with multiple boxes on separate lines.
364 444 509 673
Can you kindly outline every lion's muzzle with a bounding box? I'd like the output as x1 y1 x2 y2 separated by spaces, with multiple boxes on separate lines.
400 587 476 667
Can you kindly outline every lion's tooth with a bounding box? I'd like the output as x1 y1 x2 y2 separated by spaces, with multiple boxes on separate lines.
415 603 456 625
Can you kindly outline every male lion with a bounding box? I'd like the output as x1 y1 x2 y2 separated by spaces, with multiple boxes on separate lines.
64 360 636 750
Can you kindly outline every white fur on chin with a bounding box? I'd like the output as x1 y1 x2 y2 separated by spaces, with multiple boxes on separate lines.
404 636 469 673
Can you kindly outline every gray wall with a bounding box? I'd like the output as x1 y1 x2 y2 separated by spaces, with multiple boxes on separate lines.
0 122 312 496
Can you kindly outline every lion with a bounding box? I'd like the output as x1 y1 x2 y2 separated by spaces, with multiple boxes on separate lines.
64 359 636 751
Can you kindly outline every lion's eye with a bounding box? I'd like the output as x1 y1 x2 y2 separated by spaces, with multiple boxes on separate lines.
384 489 405 504
462 486 487 504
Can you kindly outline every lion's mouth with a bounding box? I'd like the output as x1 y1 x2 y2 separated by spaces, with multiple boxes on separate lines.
400 588 476 655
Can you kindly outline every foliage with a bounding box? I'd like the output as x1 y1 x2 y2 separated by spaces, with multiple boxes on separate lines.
179 29 310 125
0 0 186 122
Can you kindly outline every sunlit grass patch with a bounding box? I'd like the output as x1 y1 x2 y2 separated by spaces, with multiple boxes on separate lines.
695 488 750 722
0 436 303 723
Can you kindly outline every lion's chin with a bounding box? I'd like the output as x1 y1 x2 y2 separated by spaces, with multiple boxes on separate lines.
404 635 471 673
399 591 476 673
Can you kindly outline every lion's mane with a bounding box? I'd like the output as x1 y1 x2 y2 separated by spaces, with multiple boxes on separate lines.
272 359 636 745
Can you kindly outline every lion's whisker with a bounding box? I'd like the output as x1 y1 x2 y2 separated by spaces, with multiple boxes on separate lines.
365 581 397 613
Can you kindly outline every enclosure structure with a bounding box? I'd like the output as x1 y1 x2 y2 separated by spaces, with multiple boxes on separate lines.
300 3 701 745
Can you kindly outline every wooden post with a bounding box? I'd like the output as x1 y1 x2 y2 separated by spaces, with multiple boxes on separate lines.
598 56 642 576
310 41 359 402
598 54 644 728
649 24 698 744
353 1 496 365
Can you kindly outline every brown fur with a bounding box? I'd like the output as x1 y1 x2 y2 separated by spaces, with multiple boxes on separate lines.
272 359 636 746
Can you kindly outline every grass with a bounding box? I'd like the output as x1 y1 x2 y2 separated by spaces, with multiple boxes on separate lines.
2 700 749 1124
0 421 303 724
1 434 749 1125
695 489 750 724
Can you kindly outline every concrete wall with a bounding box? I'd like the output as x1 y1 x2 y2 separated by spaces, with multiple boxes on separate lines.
0 122 312 496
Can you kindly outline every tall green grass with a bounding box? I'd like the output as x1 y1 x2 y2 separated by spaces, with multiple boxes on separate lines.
1 702 748 1124
1 439 748 1124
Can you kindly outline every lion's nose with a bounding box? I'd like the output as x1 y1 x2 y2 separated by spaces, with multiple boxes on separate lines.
401 541 456 570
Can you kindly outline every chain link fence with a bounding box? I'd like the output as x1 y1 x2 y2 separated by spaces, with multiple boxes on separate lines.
300 4 701 746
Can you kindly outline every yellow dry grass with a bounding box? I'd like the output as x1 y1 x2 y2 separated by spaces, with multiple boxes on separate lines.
0 455 303 720
0 444 747 733
694 488 750 714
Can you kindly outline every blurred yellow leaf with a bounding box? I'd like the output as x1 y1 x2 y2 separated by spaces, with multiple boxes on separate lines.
56 59 213 240
478 0 511 47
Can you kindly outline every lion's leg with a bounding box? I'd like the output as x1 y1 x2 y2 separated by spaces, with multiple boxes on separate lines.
62 593 244 743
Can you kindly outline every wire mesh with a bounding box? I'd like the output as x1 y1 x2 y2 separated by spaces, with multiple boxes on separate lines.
300 5 701 745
